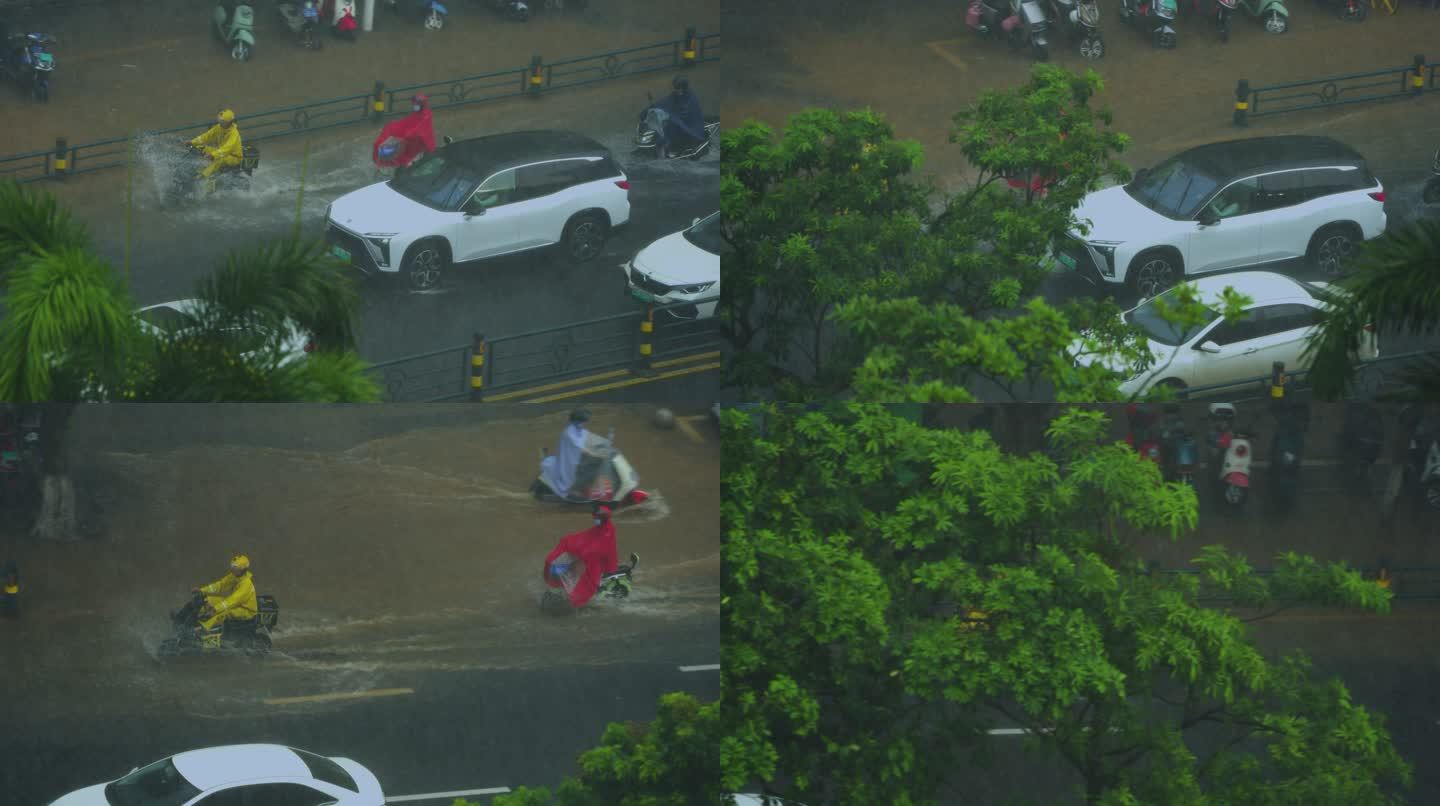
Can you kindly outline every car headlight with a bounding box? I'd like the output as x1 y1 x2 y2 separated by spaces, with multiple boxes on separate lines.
325 202 333 221
1088 241 1122 277
364 233 397 267
676 281 716 295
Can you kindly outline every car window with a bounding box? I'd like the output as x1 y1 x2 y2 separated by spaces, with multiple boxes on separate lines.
137 306 195 333
466 169 518 211
1303 166 1367 200
1203 177 1260 219
1253 303 1320 338
1125 155 1221 219
389 153 475 211
683 212 724 255
516 159 594 200
105 758 203 806
198 783 335 806
294 749 358 793
1255 171 1306 212
1201 309 1263 346
1125 291 1220 347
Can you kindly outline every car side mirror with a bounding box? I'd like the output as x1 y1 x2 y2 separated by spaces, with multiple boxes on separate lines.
462 201 484 218
1196 340 1221 354
1197 209 1220 226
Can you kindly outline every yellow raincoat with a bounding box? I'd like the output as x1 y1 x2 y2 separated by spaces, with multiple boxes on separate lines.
189 122 244 179
198 570 257 630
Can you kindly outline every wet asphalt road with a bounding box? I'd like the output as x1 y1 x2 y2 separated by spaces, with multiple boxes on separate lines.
7 654 721 805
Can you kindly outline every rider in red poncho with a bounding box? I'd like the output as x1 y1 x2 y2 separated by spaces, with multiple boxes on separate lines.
542 505 619 609
373 92 437 170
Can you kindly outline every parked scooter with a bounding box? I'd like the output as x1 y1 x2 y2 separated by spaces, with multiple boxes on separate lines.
966 0 1050 61
0 30 57 102
1207 403 1252 507
386 0 448 29
1338 402 1384 491
1158 405 1199 491
320 0 359 38
1118 0 1177 48
278 0 324 49
1232 0 1288 32
1125 403 1163 467
213 1 257 61
1405 411 1440 510
1211 0 1238 41
1048 0 1104 59
492 0 531 21
1423 146 1440 205
634 93 720 161
1312 0 1367 21
1266 401 1309 514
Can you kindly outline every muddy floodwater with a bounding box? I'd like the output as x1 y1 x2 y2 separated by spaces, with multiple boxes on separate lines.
0 405 719 722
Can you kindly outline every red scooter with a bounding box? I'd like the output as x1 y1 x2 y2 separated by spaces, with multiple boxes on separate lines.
1125 403 1163 467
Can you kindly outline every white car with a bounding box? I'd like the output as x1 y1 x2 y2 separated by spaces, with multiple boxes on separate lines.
1058 135 1387 298
623 211 722 320
48 744 385 805
325 130 632 292
1075 270 1379 397
135 299 315 366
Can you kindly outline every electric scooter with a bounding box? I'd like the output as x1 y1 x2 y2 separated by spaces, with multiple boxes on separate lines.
1233 0 1288 33
213 1 257 61
0 31 57 102
1207 403 1252 507
278 0 324 49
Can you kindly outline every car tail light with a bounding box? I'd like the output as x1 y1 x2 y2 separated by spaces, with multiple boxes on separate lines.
1368 191 1386 202
304 341 315 353
615 180 630 190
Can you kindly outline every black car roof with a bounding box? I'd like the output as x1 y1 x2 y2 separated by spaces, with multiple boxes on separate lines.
441 130 612 176
1177 136 1366 179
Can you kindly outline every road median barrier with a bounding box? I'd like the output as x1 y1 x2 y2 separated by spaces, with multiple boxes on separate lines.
1233 54 1436 126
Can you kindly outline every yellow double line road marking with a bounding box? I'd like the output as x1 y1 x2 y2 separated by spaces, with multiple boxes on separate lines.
264 688 414 706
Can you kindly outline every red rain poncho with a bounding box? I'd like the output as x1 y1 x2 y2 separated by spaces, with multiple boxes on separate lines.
542 519 619 608
373 104 436 169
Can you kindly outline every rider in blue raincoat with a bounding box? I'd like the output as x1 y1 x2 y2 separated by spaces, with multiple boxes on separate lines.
651 75 705 159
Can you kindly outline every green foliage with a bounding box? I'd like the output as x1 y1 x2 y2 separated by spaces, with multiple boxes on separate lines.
465 692 719 806
722 404 1410 805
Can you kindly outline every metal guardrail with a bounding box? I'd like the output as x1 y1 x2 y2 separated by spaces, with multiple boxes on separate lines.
363 297 721 402
1233 55 1439 125
1171 349 1438 402
0 29 718 184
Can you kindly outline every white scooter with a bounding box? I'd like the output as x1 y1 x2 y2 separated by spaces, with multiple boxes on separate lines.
213 1 257 61
278 0 324 49
1207 403 1253 507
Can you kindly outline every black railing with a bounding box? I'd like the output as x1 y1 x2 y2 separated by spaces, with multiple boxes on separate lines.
1233 55 1438 125
0 30 718 184
362 297 721 402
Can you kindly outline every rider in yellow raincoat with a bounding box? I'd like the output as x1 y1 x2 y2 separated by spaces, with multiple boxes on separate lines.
188 108 244 180
194 554 257 634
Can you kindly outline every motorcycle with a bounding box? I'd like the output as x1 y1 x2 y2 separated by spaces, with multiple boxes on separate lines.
278 0 324 49
164 142 262 206
966 0 1051 61
1118 0 1177 48
386 0 448 29
1266 401 1309 514
635 94 720 161
158 591 278 658
1405 412 1440 510
0 31 57 102
1207 402 1252 507
1211 0 1237 41
1233 0 1288 33
1048 0 1104 59
1125 403 1163 467
213 1 257 61
1157 405 1199 490
492 0 531 21
1423 146 1440 205
1338 402 1384 491
541 551 639 615
532 427 651 509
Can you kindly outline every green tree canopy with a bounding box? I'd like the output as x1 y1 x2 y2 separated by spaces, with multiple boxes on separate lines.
721 403 1410 805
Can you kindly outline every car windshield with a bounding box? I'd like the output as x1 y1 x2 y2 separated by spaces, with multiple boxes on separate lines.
136 306 196 334
1124 291 1221 347
1125 155 1222 219
104 758 202 806
295 749 357 792
683 212 724 255
388 153 476 211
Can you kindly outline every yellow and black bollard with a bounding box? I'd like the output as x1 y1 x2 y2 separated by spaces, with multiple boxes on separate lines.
637 306 655 374
52 137 68 178
371 81 386 121
528 55 545 96
1233 80 1250 128
1412 55 1426 98
1269 361 1287 403
469 333 486 402
681 27 698 66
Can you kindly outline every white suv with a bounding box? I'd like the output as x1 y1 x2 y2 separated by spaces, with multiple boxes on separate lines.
325 130 631 291
1058 136 1387 298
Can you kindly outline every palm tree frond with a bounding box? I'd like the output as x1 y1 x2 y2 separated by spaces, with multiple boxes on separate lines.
0 181 92 285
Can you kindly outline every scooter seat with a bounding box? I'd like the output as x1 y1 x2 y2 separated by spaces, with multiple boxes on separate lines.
235 6 255 24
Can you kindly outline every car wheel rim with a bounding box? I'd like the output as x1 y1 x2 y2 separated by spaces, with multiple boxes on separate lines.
1081 37 1103 59
410 250 442 289
1318 234 1352 275
570 223 602 260
1265 13 1285 32
425 12 443 28
1136 259 1175 298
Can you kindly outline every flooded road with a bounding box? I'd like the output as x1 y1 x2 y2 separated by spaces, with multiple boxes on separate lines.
0 404 719 726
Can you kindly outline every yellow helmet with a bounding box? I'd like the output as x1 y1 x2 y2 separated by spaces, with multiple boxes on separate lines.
218 108 236 124
230 554 250 571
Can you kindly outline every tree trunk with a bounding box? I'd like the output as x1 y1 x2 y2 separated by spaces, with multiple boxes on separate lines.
30 403 79 543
